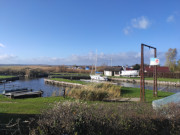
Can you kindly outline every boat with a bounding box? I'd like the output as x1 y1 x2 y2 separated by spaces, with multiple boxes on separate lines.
90 74 108 81
90 50 108 81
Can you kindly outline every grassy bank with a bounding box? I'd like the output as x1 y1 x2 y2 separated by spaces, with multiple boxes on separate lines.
0 95 74 114
121 87 173 102
0 75 16 79
50 78 87 85
0 87 173 114
111 76 180 82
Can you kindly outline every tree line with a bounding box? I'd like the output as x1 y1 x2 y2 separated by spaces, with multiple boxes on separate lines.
165 48 180 72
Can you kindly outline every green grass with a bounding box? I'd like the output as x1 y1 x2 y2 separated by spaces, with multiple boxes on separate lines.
0 95 74 114
121 87 174 102
50 73 90 77
0 86 174 115
0 75 16 79
50 78 87 85
111 76 180 82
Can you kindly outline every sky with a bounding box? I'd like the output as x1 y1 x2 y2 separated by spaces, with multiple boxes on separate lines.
0 0 180 66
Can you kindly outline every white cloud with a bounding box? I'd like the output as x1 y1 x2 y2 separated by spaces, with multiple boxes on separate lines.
123 27 132 35
123 16 150 35
167 15 175 23
0 43 5 48
131 16 150 29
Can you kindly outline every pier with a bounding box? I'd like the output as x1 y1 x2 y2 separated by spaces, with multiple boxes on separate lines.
6 91 43 99
44 79 83 87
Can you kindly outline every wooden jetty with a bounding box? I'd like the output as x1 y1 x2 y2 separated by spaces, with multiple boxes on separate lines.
2 88 30 94
6 90 43 99
44 79 83 87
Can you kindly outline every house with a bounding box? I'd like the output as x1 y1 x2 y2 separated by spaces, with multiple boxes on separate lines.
104 66 123 76
144 66 170 73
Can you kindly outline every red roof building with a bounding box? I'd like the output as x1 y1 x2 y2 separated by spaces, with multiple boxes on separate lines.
144 66 170 73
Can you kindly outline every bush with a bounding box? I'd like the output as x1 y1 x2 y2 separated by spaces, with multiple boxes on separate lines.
31 101 180 135
67 83 121 101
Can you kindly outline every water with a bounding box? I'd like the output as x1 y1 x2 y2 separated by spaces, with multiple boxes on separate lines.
0 78 179 98
0 78 65 97
112 81 180 93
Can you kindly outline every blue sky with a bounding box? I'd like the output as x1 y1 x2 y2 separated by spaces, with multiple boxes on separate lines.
0 0 180 65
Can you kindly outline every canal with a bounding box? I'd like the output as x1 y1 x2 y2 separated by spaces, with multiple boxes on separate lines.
0 78 180 97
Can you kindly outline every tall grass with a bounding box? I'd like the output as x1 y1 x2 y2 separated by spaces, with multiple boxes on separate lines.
68 83 121 101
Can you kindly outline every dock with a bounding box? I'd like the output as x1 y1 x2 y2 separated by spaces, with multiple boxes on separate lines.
44 79 83 87
6 91 43 99
2 88 30 94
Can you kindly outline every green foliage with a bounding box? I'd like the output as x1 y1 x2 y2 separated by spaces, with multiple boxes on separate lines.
132 64 140 70
165 48 177 72
33 101 180 135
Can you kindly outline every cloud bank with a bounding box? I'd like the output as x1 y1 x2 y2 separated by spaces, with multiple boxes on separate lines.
0 51 167 66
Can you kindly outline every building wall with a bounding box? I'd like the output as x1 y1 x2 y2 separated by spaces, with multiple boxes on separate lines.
104 71 113 76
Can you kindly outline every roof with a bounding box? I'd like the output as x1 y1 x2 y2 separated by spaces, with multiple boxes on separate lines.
104 66 123 72
144 66 170 73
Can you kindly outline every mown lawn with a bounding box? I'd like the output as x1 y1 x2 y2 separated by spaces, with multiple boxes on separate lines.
0 75 16 79
50 78 87 85
121 87 173 102
0 95 74 114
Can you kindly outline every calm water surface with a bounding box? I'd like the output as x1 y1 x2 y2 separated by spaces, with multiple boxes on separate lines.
0 78 65 97
0 78 180 97
113 81 180 93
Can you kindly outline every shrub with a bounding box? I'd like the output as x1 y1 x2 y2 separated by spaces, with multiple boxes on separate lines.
31 101 180 135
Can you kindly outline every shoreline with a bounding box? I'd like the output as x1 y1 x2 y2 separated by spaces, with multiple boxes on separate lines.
110 78 180 87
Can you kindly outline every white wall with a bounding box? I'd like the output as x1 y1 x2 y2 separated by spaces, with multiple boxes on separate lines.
104 71 113 76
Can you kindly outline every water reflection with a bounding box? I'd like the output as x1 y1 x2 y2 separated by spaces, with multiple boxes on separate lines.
0 78 65 97
0 78 179 98
113 81 180 93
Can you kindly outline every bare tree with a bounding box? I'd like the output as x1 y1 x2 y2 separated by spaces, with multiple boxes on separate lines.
165 48 177 72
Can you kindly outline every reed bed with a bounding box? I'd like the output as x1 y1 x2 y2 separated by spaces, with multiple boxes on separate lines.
67 83 121 101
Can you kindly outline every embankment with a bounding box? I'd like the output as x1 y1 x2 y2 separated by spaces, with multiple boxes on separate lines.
110 78 180 87
44 78 83 87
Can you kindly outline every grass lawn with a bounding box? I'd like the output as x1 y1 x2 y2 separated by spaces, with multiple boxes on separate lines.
50 78 87 85
0 95 74 114
121 87 174 102
111 76 180 82
0 87 174 114
0 75 16 79
51 73 89 75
